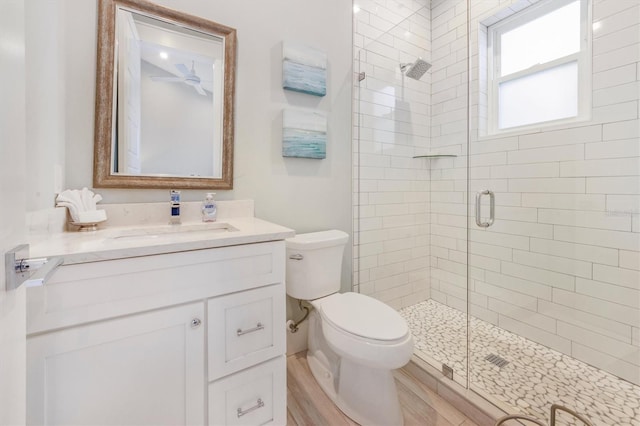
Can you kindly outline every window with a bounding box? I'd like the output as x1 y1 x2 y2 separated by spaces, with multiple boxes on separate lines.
487 0 590 133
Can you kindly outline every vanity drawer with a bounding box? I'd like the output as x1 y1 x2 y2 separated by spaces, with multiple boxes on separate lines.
208 356 286 426
208 284 285 381
28 241 285 334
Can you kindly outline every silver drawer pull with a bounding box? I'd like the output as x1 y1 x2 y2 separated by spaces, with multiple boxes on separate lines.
289 254 303 260
237 322 264 336
237 398 264 418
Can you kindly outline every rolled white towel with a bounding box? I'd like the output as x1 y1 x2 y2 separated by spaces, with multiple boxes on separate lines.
81 187 93 211
56 201 81 222
77 210 107 223
92 194 102 210
56 188 105 224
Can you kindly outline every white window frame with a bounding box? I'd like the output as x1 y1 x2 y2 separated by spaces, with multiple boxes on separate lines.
487 0 591 135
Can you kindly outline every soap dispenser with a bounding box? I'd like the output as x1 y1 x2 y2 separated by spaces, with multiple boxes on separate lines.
201 193 217 222
169 190 181 225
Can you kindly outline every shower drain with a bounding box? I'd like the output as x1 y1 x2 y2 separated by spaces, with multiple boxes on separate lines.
485 353 510 368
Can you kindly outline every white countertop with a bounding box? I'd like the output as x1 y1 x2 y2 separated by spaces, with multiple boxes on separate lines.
29 217 295 265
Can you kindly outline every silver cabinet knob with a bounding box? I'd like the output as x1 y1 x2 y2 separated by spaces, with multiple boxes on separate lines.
191 318 202 328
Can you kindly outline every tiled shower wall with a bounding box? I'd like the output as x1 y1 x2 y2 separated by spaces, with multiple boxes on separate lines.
427 0 470 316
353 0 433 309
429 0 640 385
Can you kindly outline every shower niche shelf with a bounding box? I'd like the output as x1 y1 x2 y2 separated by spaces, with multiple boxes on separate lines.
412 154 458 158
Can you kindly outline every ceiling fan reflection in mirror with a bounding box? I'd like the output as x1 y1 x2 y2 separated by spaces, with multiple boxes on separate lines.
150 61 210 96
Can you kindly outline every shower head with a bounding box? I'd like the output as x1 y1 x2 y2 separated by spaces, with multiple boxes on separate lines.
400 58 431 80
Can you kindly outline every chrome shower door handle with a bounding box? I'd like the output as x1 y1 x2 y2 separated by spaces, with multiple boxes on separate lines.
475 190 495 228
488 190 495 227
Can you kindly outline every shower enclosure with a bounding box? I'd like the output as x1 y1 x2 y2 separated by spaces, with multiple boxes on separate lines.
353 0 639 424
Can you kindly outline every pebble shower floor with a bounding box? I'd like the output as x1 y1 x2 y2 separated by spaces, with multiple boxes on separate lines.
400 300 640 425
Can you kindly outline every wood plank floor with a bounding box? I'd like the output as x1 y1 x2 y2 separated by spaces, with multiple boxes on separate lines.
287 352 479 426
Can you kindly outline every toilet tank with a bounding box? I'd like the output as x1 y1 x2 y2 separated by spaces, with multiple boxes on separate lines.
285 230 349 300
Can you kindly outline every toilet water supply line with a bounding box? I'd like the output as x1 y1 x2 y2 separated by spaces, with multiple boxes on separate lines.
288 299 312 333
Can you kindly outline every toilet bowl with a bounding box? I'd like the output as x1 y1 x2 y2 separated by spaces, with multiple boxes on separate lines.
313 292 413 369
286 230 414 425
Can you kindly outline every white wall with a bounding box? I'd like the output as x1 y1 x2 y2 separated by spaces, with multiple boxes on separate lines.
353 0 433 309
0 2 27 423
26 0 353 289
430 0 640 385
25 0 66 211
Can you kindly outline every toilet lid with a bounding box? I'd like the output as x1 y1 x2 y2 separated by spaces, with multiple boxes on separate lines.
320 293 408 341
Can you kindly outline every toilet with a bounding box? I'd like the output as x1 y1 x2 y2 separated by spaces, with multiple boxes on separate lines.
286 230 414 426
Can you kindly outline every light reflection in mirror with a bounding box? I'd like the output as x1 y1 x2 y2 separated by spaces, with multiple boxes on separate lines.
113 8 224 178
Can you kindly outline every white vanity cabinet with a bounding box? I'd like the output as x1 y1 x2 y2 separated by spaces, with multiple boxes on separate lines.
207 285 286 426
26 240 287 426
27 302 206 425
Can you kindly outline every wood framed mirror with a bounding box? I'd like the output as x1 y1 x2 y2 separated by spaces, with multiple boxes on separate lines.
93 0 236 189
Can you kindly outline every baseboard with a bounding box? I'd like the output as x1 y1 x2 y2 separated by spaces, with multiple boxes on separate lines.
404 356 507 426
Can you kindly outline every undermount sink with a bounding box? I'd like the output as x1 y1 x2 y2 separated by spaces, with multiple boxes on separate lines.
112 222 239 240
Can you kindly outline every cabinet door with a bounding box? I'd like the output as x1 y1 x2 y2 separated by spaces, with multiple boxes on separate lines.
27 303 205 425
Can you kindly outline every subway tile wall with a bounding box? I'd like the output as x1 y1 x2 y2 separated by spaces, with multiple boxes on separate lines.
353 0 433 309
353 0 638 385
429 0 640 385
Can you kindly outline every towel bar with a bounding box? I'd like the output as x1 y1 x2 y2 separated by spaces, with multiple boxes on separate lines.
495 403 593 426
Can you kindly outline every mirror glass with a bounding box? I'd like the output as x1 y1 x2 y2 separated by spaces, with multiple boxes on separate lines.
94 0 236 189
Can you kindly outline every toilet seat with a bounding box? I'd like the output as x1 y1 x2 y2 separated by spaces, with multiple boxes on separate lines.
318 292 408 342
319 312 413 369
310 293 414 369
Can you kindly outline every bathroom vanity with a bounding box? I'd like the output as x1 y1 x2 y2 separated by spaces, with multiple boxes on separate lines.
25 201 293 425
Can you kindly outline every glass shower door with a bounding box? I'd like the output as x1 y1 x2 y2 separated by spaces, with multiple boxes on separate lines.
421 0 470 387
466 0 640 424
353 0 639 423
354 1 470 387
